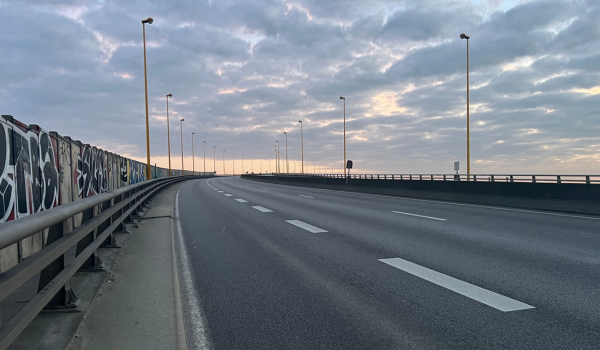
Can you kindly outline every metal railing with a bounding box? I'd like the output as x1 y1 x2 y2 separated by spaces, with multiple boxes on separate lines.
0 175 204 349
265 173 600 184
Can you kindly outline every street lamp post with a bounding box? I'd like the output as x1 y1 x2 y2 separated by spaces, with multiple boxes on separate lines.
179 119 185 173
274 146 278 173
251 157 253 174
276 140 280 173
242 155 244 174
166 94 172 176
298 120 303 174
191 132 195 174
213 146 216 173
142 17 154 179
340 96 346 176
233 153 235 175
283 132 288 173
460 33 471 178
203 141 206 174
222 150 225 175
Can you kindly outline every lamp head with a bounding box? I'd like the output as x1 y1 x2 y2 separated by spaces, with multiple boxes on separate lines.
298 120 302 123
192 132 195 135
180 118 184 122
340 96 345 100
166 93 172 97
142 17 154 24
203 141 206 143
460 33 470 39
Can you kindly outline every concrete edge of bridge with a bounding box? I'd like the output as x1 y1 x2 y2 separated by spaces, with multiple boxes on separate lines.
241 175 600 217
8 180 195 350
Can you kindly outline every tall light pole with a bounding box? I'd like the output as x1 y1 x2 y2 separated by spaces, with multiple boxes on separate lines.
250 157 253 173
222 150 225 175
460 33 471 178
142 17 154 179
213 146 216 173
276 140 280 173
203 141 206 174
340 96 346 176
191 132 195 174
242 155 245 174
283 132 288 173
233 153 235 175
298 120 303 174
274 146 278 173
180 119 185 173
166 94 172 176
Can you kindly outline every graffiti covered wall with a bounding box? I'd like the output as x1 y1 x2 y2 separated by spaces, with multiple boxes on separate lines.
0 114 209 273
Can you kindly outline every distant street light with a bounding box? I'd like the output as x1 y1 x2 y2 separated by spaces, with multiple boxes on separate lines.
460 33 471 178
142 17 154 179
213 146 216 173
340 96 346 176
298 120 303 174
203 141 206 174
283 132 288 173
222 150 225 175
180 119 185 173
242 155 244 174
276 140 280 173
233 153 235 175
274 146 278 173
166 94 172 177
191 132 195 174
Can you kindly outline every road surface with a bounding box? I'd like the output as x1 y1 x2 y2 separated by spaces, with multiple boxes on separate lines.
176 176 600 349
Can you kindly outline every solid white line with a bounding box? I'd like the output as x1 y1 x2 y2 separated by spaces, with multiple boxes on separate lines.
298 195 314 198
174 189 213 349
252 206 273 213
235 199 248 202
285 220 328 233
379 257 535 312
391 211 446 221
256 183 600 221
224 194 233 197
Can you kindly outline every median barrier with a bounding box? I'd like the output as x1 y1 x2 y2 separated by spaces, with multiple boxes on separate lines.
241 174 600 216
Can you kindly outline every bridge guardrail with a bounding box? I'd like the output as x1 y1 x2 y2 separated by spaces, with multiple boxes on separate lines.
267 173 600 184
0 175 205 349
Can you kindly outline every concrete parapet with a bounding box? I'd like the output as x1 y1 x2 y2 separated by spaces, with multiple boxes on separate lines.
242 175 600 216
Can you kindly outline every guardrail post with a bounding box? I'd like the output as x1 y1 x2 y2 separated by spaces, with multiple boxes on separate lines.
557 175 561 184
431 175 434 181
384 175 386 179
76 205 103 270
410 175 412 180
419 175 422 180
443 175 446 181
510 175 514 182
474 175 477 182
586 176 590 184
532 175 536 183
39 221 79 309
400 175 403 180
491 175 495 182
377 175 380 179
100 198 119 248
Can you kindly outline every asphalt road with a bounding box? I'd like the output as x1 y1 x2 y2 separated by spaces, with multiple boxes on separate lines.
176 176 600 349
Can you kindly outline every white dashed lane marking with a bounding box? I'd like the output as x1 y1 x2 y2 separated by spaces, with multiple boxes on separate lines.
235 199 248 203
285 220 327 233
298 195 314 198
252 206 273 213
391 211 446 221
379 258 535 312
224 194 233 197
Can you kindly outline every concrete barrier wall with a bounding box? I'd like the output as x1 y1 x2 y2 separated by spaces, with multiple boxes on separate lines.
0 115 213 273
242 175 600 216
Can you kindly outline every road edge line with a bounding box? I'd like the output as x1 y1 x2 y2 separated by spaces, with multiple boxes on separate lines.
174 185 214 350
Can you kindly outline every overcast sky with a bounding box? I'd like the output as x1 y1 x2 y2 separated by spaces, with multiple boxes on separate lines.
1 0 599 174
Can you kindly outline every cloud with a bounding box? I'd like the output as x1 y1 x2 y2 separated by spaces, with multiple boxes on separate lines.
0 0 598 174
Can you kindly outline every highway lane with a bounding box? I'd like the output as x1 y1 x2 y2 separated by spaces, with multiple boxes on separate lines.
177 176 600 349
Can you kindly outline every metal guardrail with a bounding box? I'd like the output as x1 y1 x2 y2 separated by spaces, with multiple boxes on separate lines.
0 175 204 349
266 173 600 184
